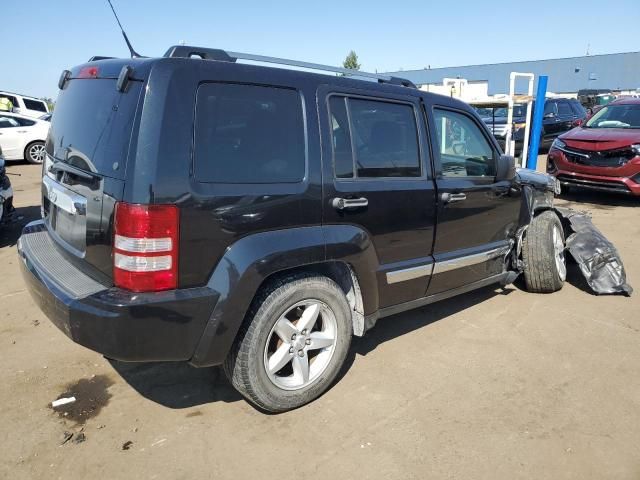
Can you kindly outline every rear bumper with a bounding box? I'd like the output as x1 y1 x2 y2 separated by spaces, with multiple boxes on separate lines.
548 150 640 196
18 221 219 362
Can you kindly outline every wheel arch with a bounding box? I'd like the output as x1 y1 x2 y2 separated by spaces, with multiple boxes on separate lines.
190 225 379 367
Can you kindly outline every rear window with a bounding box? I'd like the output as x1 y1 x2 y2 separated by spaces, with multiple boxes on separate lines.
23 98 47 112
193 83 306 183
47 78 143 179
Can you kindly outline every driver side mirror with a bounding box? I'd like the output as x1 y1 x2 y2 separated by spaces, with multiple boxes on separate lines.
496 154 516 182
544 112 555 119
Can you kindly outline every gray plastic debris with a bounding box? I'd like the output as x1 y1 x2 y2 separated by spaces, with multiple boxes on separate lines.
555 207 633 296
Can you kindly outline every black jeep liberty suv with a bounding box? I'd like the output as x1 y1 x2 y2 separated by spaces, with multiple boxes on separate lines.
18 46 564 412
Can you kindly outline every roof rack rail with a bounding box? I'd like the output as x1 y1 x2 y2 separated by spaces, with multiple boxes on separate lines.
163 45 416 88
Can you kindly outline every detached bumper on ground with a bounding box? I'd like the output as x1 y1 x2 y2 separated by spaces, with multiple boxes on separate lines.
17 221 219 362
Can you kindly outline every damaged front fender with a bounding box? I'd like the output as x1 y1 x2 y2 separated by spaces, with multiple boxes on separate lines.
514 168 632 296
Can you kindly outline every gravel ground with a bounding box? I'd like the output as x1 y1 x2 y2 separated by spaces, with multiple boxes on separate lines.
0 159 638 480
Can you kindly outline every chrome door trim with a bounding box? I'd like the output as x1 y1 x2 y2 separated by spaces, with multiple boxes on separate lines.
386 263 432 284
433 244 511 275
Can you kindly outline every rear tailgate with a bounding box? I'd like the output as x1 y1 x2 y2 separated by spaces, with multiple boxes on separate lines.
43 62 145 283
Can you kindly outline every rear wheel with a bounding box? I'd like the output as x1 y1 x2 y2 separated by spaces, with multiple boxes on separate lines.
522 210 566 293
224 274 352 412
25 141 45 164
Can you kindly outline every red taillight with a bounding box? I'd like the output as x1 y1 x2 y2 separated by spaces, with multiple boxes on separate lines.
78 66 99 79
113 203 179 292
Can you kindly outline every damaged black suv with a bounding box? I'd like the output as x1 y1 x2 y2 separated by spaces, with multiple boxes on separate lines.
19 46 575 412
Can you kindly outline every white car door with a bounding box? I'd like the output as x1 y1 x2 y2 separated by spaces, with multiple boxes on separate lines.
0 115 22 159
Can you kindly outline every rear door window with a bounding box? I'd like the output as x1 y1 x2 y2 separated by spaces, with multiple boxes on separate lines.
0 116 20 128
23 99 47 112
194 83 306 184
328 96 421 179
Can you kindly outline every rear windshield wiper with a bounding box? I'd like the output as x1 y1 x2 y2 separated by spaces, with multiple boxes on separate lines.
49 161 100 180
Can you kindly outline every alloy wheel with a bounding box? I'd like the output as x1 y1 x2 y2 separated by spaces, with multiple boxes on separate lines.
263 300 338 391
28 144 46 164
553 225 567 281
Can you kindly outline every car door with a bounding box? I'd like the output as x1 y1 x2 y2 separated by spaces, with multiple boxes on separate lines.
319 86 437 308
0 115 23 159
425 102 521 295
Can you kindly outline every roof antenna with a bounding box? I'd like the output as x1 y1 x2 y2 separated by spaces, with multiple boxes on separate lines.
106 0 141 58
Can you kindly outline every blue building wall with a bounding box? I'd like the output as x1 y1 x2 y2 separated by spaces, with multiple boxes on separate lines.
384 52 640 95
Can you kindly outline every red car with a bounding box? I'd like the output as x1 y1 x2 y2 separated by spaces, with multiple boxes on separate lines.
547 98 640 196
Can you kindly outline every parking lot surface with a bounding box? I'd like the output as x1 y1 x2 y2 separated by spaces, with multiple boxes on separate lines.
1 161 638 480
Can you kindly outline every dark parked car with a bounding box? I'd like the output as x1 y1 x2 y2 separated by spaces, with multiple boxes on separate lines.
548 98 640 196
18 46 566 412
478 98 587 155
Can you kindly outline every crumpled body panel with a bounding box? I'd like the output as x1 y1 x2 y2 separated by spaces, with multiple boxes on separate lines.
555 207 633 296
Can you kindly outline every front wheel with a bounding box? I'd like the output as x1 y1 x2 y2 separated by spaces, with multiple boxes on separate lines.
25 141 46 164
224 274 352 412
522 210 566 293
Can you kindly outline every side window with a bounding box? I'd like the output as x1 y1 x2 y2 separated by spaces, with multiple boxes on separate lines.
328 96 421 179
433 108 495 178
17 118 35 127
329 97 354 179
543 101 557 116
569 100 586 117
23 99 47 112
0 116 20 128
557 101 572 116
193 83 306 184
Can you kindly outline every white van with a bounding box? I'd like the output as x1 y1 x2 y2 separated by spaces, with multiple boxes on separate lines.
0 91 49 118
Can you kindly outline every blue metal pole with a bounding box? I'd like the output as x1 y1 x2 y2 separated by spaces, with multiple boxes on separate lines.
527 75 548 170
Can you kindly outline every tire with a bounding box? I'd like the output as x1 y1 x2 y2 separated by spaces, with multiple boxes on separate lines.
522 210 566 293
224 274 352 412
25 141 46 164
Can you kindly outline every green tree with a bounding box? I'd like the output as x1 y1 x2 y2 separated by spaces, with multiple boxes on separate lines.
342 50 361 71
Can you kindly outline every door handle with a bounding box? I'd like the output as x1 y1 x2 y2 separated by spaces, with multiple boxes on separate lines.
332 197 368 211
441 192 466 204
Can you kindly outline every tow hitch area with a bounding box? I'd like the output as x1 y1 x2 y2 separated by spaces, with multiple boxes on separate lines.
555 207 633 296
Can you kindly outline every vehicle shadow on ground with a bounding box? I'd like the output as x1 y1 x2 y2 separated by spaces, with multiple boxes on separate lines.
0 205 40 248
558 190 638 209
109 361 243 408
110 286 515 410
351 285 514 358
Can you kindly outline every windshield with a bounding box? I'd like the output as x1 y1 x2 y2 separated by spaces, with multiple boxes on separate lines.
585 104 640 129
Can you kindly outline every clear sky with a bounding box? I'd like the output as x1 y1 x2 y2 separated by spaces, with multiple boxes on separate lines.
4 0 639 100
